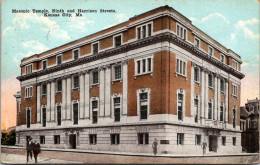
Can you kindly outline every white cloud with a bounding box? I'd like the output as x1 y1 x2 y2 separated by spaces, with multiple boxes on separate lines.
231 33 236 40
3 26 14 36
190 13 230 24
22 40 49 53
103 13 129 29
235 18 260 40
68 14 95 32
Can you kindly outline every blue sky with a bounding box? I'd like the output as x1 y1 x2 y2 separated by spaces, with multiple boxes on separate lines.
1 0 259 128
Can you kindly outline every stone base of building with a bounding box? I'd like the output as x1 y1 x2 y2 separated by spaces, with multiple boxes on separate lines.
16 123 242 155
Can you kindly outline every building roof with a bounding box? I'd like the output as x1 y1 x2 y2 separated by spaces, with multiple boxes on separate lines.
240 107 248 118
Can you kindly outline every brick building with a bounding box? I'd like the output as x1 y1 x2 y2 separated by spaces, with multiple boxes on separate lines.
15 6 244 155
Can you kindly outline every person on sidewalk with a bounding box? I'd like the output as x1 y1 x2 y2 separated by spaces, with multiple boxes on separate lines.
201 139 207 155
26 136 33 163
152 138 158 156
32 140 41 163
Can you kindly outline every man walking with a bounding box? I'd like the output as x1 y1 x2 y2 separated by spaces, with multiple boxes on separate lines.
152 138 158 156
201 139 207 155
26 136 33 163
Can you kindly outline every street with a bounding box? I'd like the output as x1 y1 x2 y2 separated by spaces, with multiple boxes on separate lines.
1 147 259 164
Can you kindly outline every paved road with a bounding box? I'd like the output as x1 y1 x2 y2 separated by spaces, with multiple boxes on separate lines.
1 148 259 164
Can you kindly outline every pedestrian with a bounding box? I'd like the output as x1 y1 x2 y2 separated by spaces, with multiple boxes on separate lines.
152 138 158 156
32 140 41 163
201 139 207 155
26 136 33 163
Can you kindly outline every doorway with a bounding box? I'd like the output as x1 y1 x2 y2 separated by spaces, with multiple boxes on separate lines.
69 134 77 149
209 135 217 152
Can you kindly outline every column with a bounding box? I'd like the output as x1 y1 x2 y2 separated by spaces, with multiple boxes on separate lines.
225 80 229 124
46 82 51 122
50 80 55 122
79 73 85 119
66 76 71 120
200 68 205 124
205 70 209 120
37 85 41 123
217 77 221 121
214 75 218 120
122 61 128 115
190 63 195 119
105 66 111 116
62 78 67 120
99 68 105 117
84 72 90 118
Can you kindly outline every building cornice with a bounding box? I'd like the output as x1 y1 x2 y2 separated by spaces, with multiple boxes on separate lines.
17 32 245 82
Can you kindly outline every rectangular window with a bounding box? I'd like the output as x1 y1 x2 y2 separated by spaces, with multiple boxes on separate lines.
208 47 213 56
26 108 31 128
195 135 201 146
176 59 186 76
137 23 152 40
148 24 152 37
73 76 79 89
92 100 98 124
142 59 146 73
40 136 45 144
221 54 225 63
57 80 62 92
232 84 238 97
233 107 236 128
19 103 21 113
137 61 141 74
114 35 121 47
142 25 146 39
194 67 200 82
177 133 184 145
232 60 238 70
222 136 226 146
114 65 121 80
73 103 78 125
138 133 149 145
220 79 225 92
232 137 236 146
93 71 99 85
208 74 213 88
148 58 152 72
111 134 120 145
89 134 97 145
208 102 212 119
140 93 148 101
178 93 183 120
54 135 60 144
42 108 46 127
114 97 120 122
137 27 141 40
25 86 33 98
140 105 148 120
43 60 47 70
135 57 153 75
195 38 200 48
177 24 187 40
194 98 198 123
57 55 62 65
220 104 224 122
26 64 32 74
57 105 61 126
42 84 47 95
73 49 79 60
93 43 98 55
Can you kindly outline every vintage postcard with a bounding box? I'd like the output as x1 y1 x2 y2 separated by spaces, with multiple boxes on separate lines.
1 0 259 164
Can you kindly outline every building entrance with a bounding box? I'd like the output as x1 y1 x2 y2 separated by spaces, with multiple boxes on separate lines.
69 134 77 149
209 135 217 152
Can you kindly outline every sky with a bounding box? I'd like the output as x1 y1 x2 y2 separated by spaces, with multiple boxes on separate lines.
1 0 259 130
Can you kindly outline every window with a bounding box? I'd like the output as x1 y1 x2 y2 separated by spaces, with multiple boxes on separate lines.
195 135 201 146
40 136 45 144
233 107 236 128
18 103 21 113
194 97 199 123
194 67 200 82
220 79 225 92
140 93 148 101
73 103 78 125
25 86 33 98
208 47 213 56
220 104 224 122
42 107 46 127
54 135 60 144
177 24 187 40
221 54 225 63
73 49 79 60
232 137 236 146
89 134 97 145
26 64 32 74
138 133 149 145
92 71 99 85
208 74 213 88
138 89 150 120
140 105 148 120
92 43 99 55
222 136 226 146
114 35 122 47
137 23 152 40
57 55 62 65
26 107 31 128
232 84 238 97
73 76 79 89
195 38 200 48
114 97 120 122
232 60 238 70
57 80 62 92
208 101 212 119
178 93 184 120
57 105 61 126
111 134 120 145
177 133 184 145
176 59 186 76
114 65 121 80
43 60 47 70
135 56 153 75
42 84 47 95
92 100 98 124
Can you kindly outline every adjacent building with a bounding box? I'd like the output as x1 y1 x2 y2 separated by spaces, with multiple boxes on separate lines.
15 6 245 155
